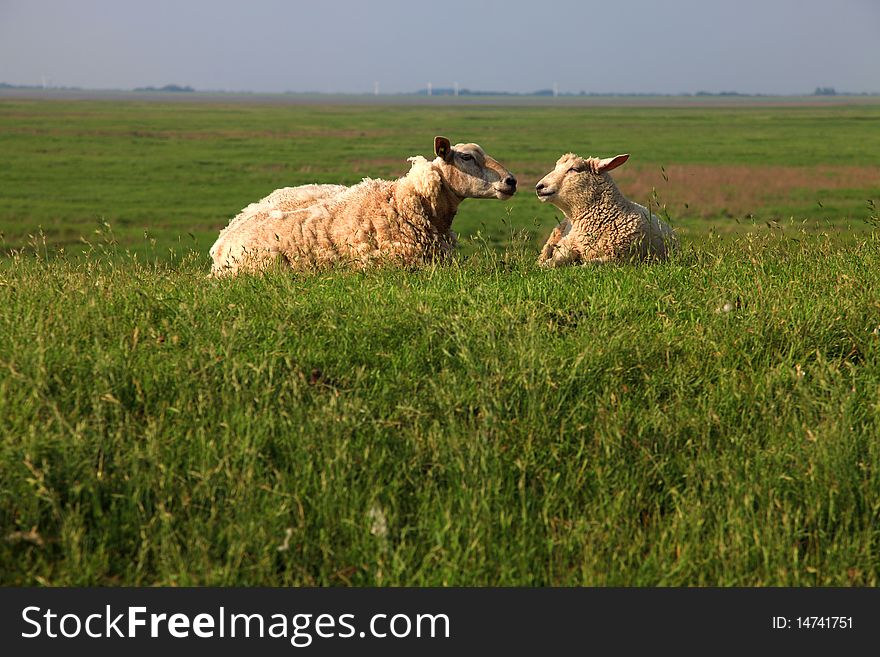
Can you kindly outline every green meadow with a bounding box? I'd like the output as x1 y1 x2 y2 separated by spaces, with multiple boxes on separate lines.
1 96 879 585
2 97 879 255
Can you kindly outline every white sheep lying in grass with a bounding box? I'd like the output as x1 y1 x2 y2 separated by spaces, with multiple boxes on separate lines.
536 153 677 266
210 137 517 276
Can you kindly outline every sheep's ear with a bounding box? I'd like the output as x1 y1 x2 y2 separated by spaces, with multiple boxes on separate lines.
597 154 629 172
434 136 453 162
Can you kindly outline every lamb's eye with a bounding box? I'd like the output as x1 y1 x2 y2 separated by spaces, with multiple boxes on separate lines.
460 153 473 161
568 166 582 173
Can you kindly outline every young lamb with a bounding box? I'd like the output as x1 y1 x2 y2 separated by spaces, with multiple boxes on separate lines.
535 153 677 267
210 137 517 276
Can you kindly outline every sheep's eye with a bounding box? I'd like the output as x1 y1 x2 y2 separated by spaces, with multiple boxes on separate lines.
459 153 474 161
568 166 583 173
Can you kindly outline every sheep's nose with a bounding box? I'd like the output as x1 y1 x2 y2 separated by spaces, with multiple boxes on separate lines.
535 182 545 191
504 176 517 188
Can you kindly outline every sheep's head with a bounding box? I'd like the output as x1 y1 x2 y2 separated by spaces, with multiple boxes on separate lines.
433 136 517 200
535 152 629 214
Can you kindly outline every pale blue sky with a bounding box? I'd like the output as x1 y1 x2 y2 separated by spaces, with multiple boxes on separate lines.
1 0 878 94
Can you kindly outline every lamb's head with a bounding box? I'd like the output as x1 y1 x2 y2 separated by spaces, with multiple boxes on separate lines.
433 136 517 200
535 152 630 215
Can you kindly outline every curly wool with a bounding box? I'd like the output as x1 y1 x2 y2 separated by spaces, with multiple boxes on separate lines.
212 183 348 246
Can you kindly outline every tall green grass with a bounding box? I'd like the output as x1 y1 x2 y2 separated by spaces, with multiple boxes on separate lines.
2 232 878 585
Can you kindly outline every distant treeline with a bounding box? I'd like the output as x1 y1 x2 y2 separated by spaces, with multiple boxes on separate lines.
133 84 195 93
413 86 868 97
0 82 81 90
0 82 874 96
0 82 193 92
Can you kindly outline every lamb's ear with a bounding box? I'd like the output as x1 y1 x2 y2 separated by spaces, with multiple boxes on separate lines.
597 154 630 172
434 136 453 162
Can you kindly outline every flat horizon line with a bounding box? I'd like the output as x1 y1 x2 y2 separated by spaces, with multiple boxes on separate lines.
3 87 880 109
2 82 879 98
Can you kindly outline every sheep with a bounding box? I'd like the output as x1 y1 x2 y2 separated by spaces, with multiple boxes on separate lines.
209 137 517 276
535 153 677 267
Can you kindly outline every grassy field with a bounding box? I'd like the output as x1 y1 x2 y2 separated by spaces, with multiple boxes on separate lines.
2 96 879 256
1 96 879 585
